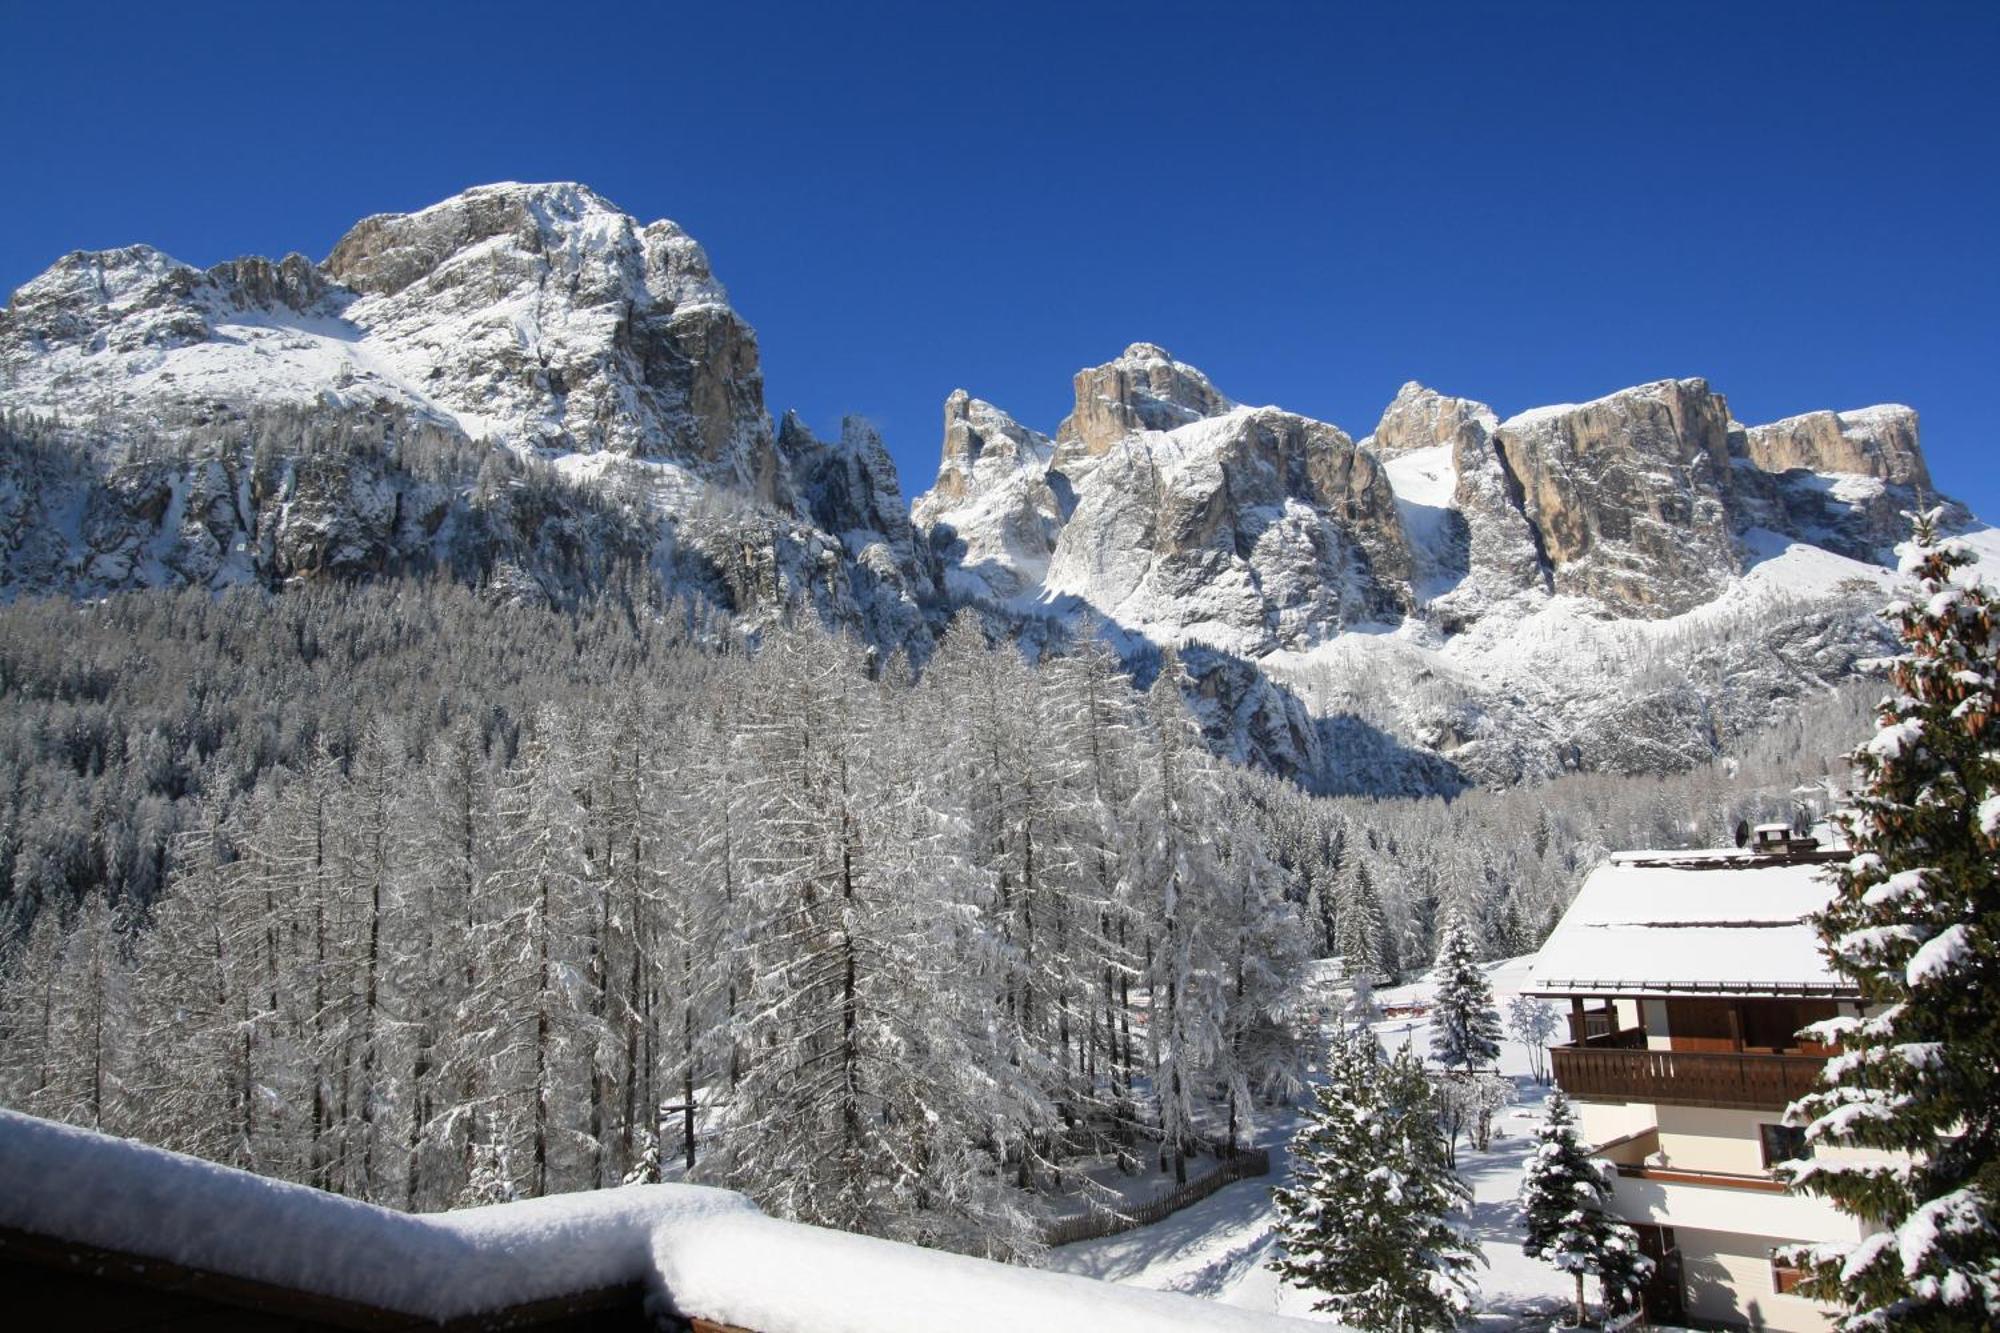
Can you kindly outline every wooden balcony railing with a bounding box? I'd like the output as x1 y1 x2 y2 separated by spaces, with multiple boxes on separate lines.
1551 1044 1827 1111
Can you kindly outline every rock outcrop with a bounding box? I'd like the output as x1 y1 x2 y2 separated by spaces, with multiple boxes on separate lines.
1741 406 1929 489
1491 379 1741 618
911 391 1059 603
914 346 1413 658
1052 343 1234 466
1368 380 1494 459
1364 384 1544 631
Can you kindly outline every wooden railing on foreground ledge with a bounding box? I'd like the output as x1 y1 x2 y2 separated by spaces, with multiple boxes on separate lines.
0 1221 649 1332
1552 1043 1827 1112
3 1109 1315 1333
1043 1147 1272 1247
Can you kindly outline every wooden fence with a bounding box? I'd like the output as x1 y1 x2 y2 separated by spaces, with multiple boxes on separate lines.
1042 1148 1273 1247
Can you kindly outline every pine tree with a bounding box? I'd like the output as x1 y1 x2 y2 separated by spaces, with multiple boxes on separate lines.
1271 1028 1480 1332
1129 660 1227 1186
1521 1089 1651 1326
1337 860 1384 983
1429 911 1501 1072
1784 511 2000 1331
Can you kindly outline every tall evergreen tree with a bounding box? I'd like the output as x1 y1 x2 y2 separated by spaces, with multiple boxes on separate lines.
1271 1029 1481 1331
1521 1089 1651 1326
1337 860 1384 983
1429 911 1501 1072
1784 512 2000 1331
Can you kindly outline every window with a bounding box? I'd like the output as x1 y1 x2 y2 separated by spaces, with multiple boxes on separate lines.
1771 1253 1808 1295
1759 1123 1811 1169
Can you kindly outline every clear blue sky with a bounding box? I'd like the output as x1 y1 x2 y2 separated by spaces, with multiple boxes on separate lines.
4 2 1994 516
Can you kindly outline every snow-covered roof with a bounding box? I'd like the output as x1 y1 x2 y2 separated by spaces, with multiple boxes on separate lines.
0 1110 1311 1331
1526 852 1856 999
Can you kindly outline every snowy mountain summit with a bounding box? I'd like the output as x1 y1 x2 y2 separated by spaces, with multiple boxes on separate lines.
0 183 1983 792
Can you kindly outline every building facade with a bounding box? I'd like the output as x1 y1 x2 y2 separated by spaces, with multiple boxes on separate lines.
1528 836 1872 1332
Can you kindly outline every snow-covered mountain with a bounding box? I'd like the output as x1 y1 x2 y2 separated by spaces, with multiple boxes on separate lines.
1 182 1984 792
912 347 1985 790
0 182 935 653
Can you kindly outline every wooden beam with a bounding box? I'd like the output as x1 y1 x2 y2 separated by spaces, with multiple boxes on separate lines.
0 1223 652 1331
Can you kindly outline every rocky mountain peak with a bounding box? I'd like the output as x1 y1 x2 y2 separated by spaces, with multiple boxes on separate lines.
1054 342 1235 462
928 390 1052 502
324 181 724 305
1367 381 1500 458
316 182 767 479
2 245 206 354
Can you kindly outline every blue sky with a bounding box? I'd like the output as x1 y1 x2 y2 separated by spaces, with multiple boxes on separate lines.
4 2 1994 517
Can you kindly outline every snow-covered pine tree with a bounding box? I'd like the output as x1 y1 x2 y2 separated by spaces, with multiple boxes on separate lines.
1429 910 1501 1072
399 717 496 1209
622 1123 662 1186
1130 658 1227 1185
1209 780 1305 1150
1783 510 2000 1331
1336 860 1384 984
491 706 596 1198
1341 968 1384 1031
1521 1088 1652 1326
1271 1028 1481 1331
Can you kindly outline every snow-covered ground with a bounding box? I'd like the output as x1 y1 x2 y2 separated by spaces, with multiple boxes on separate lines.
1047 956 1575 1328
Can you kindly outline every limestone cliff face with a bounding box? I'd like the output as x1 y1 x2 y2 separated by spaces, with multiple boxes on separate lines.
1369 380 1493 459
1491 379 1741 617
1363 384 1544 630
1742 406 1929 489
323 183 779 496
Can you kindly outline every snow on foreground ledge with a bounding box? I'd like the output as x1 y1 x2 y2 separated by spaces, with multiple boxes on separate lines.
0 1111 1311 1331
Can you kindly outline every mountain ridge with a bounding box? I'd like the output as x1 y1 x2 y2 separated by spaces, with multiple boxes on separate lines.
1 181 1982 793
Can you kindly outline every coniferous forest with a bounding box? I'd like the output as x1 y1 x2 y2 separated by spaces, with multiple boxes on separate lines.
0 577 1876 1255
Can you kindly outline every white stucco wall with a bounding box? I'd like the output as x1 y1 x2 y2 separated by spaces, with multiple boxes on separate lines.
1675 1225 1837 1333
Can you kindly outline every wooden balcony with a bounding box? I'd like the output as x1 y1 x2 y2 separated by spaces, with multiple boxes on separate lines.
1551 1043 1827 1111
